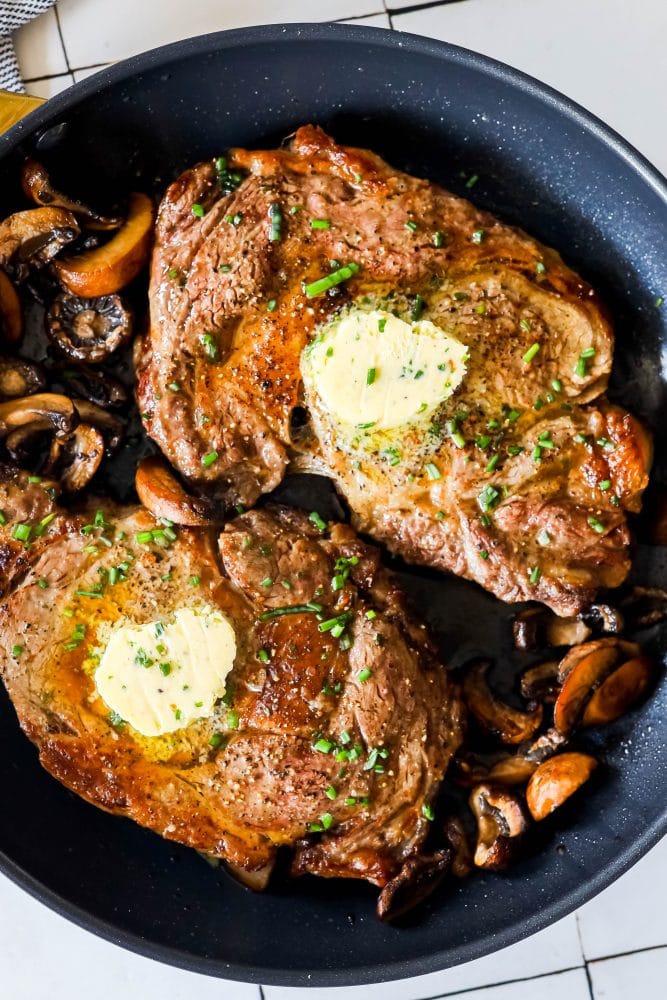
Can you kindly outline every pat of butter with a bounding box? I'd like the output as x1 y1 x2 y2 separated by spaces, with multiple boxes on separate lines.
94 606 236 737
302 307 468 431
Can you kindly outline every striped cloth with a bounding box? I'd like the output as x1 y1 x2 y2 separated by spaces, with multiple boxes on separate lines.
0 0 56 92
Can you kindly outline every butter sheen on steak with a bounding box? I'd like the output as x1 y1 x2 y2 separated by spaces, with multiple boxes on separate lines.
138 126 651 615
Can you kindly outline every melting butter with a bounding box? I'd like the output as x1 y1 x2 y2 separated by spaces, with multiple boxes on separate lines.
94 606 236 737
301 307 468 432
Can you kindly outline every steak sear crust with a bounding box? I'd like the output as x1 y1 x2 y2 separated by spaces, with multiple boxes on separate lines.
139 126 651 615
0 471 462 888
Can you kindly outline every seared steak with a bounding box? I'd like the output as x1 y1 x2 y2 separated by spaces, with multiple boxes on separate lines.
0 469 462 891
139 126 651 615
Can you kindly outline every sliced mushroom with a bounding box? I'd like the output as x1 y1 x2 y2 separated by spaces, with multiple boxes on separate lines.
0 358 46 400
223 859 275 892
377 849 452 922
554 638 641 736
520 727 568 764
72 399 124 452
462 660 543 745
0 392 76 440
21 158 123 231
46 291 133 363
54 192 153 296
45 423 104 492
580 603 625 635
0 269 22 344
5 424 48 464
51 365 128 409
526 753 598 821
0 207 79 281
582 655 655 727
469 783 529 870
512 607 591 651
443 816 474 879
620 586 667 630
135 455 222 526
520 660 561 703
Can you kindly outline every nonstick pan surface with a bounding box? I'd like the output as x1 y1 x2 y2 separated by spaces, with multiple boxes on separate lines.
0 23 666 987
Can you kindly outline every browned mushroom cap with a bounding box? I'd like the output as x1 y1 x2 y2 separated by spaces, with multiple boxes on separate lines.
72 399 124 452
45 423 105 492
0 269 22 344
462 660 543 745
377 849 452 922
582 655 655 727
136 455 223 526
0 358 46 400
512 607 591 651
223 859 275 892
46 292 133 363
469 783 529 870
21 158 123 231
443 816 474 879
52 365 128 409
554 638 641 736
0 392 76 439
526 753 598 821
0 207 80 281
454 750 538 787
520 660 561 703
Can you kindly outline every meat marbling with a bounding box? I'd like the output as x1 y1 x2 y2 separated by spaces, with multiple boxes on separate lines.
138 126 651 616
0 468 462 895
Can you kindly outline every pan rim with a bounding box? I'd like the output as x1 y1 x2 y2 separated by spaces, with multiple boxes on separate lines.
0 20 666 987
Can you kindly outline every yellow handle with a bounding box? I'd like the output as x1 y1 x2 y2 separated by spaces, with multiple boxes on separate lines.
0 89 45 135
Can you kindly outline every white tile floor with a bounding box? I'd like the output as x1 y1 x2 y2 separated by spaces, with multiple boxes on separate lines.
5 1 667 998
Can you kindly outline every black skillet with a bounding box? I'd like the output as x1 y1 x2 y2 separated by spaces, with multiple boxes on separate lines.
0 23 666 988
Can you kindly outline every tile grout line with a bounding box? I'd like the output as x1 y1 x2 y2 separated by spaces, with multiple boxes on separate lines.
53 3 72 75
575 913 596 1000
413 963 588 1000
387 0 473 14
587 942 667 965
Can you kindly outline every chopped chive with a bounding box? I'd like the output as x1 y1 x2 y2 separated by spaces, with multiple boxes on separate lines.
551 378 563 392
479 549 489 560
260 577 273 588
465 173 479 189
485 453 500 473
192 203 205 218
533 445 543 462
268 201 282 241
528 565 541 585
357 668 372 683
189 575 201 587
405 220 418 232
267 298 277 311
366 367 376 385
310 218 331 230
472 228 486 244
226 710 240 730
478 485 501 512
75 589 103 599
313 738 334 754
600 479 611 491
308 510 327 532
433 230 444 247
422 802 435 821
168 382 180 392
202 450 218 467
519 318 532 333
536 260 546 274
523 342 541 364
257 648 270 663
259 603 323 621
12 523 31 543
412 294 425 321
325 786 337 800
37 578 48 589
304 261 360 298
200 332 219 360
537 529 551 547
320 812 334 830
11 644 23 657
588 515 606 534
425 463 442 480
136 531 154 545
